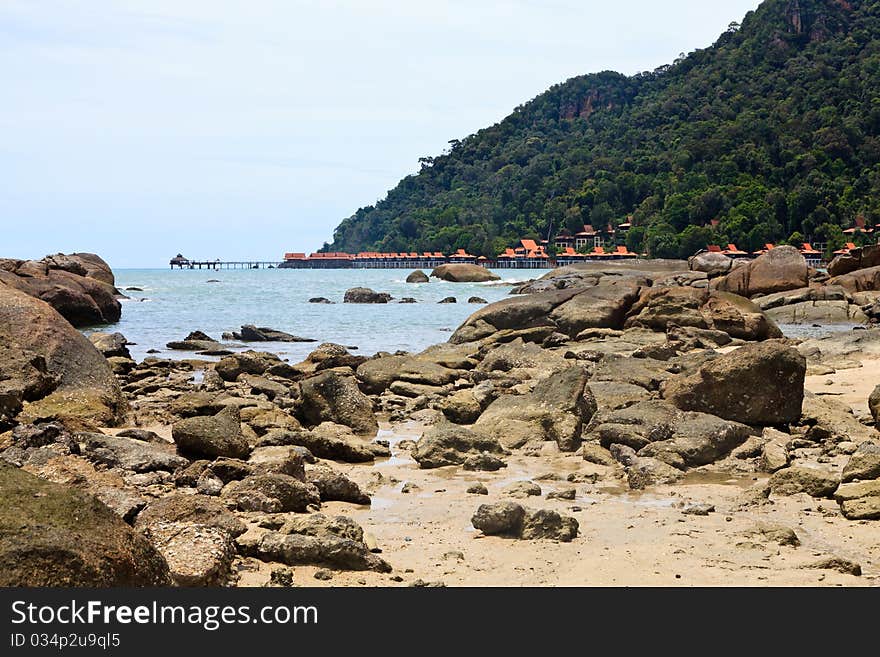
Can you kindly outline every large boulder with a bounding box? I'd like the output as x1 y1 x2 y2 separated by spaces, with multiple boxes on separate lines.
297 371 377 436
689 251 733 277
624 286 709 331
0 462 170 586
712 246 808 297
701 292 783 340
828 265 880 293
0 286 126 430
474 366 596 451
450 288 581 344
0 253 120 326
549 280 643 337
172 406 250 459
662 340 805 425
412 423 505 468
827 243 880 277
430 264 500 282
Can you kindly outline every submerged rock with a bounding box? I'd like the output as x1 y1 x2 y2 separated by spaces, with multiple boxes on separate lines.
343 287 392 303
406 270 429 283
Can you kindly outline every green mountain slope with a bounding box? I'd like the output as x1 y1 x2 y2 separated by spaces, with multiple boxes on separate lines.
327 0 880 259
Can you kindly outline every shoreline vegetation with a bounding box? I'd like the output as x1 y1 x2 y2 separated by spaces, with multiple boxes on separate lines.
326 0 880 267
1 248 879 587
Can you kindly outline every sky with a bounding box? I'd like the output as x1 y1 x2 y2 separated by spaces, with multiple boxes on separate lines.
0 0 762 269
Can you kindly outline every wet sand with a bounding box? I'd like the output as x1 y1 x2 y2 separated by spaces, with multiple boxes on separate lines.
236 406 879 587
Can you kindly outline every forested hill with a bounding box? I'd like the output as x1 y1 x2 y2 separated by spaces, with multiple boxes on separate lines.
325 0 880 259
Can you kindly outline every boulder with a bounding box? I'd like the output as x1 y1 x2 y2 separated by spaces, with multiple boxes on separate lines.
833 480 880 520
841 442 880 483
769 465 839 498
247 446 306 479
280 513 366 542
699 292 783 340
438 296 457 304
869 385 880 427
232 325 316 342
356 355 410 395
140 522 235 587
519 508 579 541
468 296 488 304
214 351 283 382
590 400 679 451
461 453 507 471
437 389 483 424
638 412 751 468
406 270 429 283
88 332 131 359
306 466 371 505
0 462 170 586
343 287 392 303
549 280 643 336
78 432 188 473
662 340 805 425
828 265 880 293
0 256 121 327
297 371 377 436
827 243 880 277
172 406 250 459
449 288 581 344
257 423 375 463
240 530 391 572
689 251 733 277
221 473 321 513
712 246 808 297
624 286 709 331
470 502 526 537
766 300 866 324
430 264 500 283
471 503 578 541
412 423 505 468
134 493 247 538
474 366 596 451
0 286 126 430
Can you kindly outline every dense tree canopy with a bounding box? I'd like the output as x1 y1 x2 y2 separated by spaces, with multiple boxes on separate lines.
326 0 880 261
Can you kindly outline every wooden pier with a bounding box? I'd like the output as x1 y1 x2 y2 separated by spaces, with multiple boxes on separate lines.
169 255 280 270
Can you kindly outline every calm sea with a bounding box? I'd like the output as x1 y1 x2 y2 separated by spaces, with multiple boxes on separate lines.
97 268 525 362
86 267 855 363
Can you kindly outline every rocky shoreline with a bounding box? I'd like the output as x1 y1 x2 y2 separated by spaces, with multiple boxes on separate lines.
1 248 879 587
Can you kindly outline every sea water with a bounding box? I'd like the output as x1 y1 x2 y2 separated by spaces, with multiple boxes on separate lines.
97 268 524 362
87 267 857 363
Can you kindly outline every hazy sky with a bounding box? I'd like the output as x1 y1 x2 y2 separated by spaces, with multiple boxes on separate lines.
1 0 761 268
